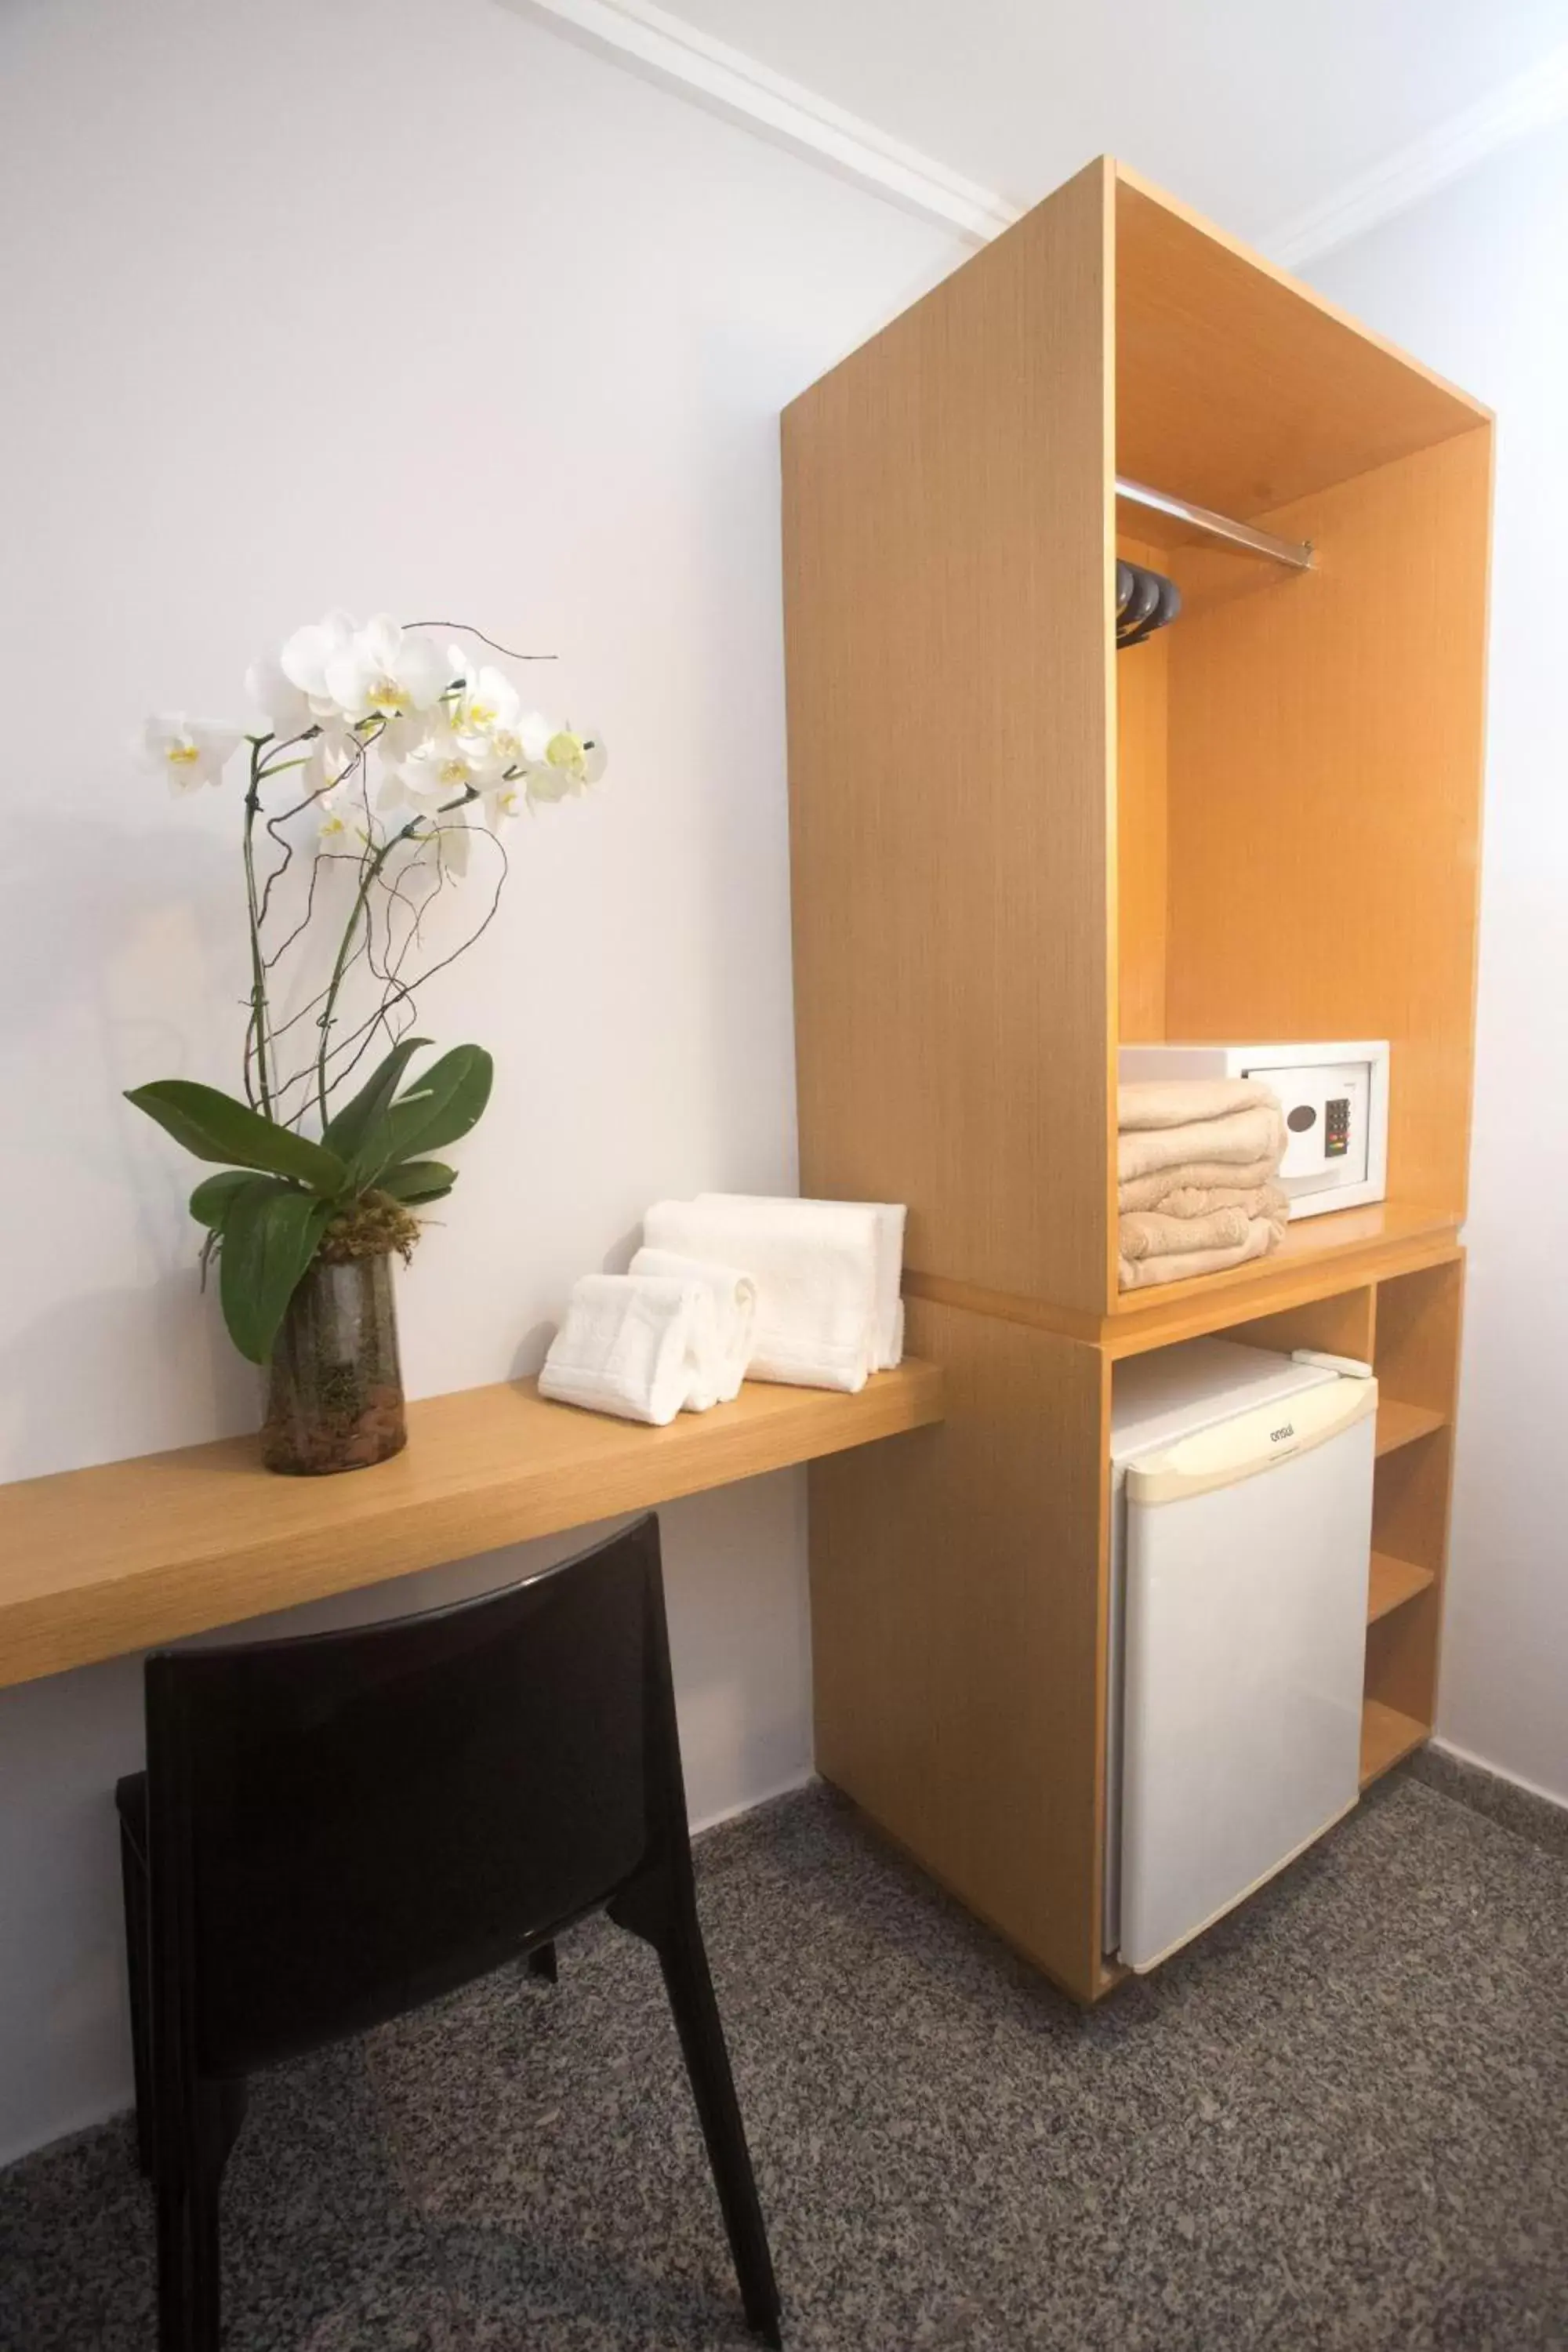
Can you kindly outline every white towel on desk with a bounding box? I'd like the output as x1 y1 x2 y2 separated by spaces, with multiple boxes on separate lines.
697 1194 906 1371
538 1274 706 1426
629 1246 757 1409
643 1197 880 1393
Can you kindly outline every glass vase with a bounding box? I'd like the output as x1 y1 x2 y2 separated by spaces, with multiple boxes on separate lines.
261 1251 408 1476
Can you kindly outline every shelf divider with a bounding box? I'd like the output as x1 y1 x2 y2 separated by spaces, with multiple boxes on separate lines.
1359 1697 1428 1787
1374 1399 1447 1458
1367 1550 1436 1624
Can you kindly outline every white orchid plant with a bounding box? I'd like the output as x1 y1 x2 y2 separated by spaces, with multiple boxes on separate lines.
128 610 604 1367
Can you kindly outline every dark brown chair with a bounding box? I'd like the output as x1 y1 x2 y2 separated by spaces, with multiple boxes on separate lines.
116 1512 782 2350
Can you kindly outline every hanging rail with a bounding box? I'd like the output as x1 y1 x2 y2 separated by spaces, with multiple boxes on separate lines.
1115 476 1314 572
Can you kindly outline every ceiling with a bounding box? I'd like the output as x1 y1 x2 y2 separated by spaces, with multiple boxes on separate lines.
659 0 1568 245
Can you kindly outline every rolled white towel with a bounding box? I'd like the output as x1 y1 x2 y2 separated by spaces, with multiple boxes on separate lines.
698 1194 906 1370
630 1246 757 1409
538 1274 706 1427
643 1197 879 1394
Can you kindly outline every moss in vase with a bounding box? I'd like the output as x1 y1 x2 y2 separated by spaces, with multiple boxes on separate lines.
317 1191 422 1267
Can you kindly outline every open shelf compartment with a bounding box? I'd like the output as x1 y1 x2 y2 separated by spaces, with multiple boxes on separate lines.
1112 169 1488 1321
1367 1552 1436 1624
1360 1697 1428 1787
1375 1400 1447 1458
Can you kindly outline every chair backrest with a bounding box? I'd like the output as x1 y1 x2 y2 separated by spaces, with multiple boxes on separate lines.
143 1514 681 2074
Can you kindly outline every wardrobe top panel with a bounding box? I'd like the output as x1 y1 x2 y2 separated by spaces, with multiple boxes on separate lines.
1113 163 1490 523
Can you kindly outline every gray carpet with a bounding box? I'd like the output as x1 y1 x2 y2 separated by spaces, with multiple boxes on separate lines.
2 1769 1566 2351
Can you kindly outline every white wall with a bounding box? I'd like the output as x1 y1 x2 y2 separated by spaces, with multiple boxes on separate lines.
0 0 965 2161
1308 122 1568 1806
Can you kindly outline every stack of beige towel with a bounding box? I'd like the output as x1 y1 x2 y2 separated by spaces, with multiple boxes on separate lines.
1119 1078 1290 1290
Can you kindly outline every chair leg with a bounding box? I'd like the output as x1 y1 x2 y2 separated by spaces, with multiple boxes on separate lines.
118 1823 155 2180
528 1939 558 1984
154 2108 223 2352
649 1900 782 2348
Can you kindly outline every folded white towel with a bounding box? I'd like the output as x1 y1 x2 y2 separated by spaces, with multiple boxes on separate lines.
643 1197 880 1394
538 1274 706 1427
629 1246 757 1409
697 1194 906 1371
1117 1098 1287 1185
1116 1077 1279 1131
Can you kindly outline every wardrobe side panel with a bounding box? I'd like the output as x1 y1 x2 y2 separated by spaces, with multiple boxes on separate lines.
1116 533 1171 1044
808 1295 1110 2002
1368 1255 1466 1731
1163 426 1491 1219
782 162 1116 1312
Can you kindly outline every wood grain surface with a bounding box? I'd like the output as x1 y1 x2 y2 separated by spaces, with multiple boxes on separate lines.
0 1365 944 1689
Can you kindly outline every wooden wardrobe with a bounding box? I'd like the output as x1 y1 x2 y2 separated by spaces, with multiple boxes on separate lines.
781 158 1490 2003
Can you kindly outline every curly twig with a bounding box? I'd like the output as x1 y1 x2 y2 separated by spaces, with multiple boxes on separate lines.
317 826 508 1087
258 772 347 927
262 851 326 971
365 848 428 985
404 622 557 662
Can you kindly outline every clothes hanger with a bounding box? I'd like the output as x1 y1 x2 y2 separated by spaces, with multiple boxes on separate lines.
1116 558 1181 649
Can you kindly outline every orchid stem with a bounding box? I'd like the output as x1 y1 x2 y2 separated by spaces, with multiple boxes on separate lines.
241 746 275 1118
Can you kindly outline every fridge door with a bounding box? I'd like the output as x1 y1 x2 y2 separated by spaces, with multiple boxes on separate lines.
1116 1379 1376 1973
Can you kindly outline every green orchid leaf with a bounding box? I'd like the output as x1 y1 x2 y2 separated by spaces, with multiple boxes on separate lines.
188 1170 255 1230
127 1080 347 1195
358 1044 493 1182
217 1177 335 1364
376 1159 457 1204
321 1036 432 1177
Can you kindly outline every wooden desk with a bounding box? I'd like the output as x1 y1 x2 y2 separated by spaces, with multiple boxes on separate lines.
0 1364 942 1690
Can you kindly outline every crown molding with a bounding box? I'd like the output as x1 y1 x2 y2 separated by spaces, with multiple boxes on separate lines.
508 0 1568 272
501 0 1019 244
1265 36 1568 266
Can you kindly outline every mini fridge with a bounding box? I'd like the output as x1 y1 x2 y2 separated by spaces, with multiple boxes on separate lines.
1103 1338 1377 1972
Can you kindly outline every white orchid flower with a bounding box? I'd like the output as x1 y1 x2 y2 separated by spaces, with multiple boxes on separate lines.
279 610 358 711
482 775 527 826
302 727 364 800
324 615 452 726
359 709 414 778
524 762 573 806
531 727 607 800
316 785 374 852
431 809 474 878
463 696 557 775
511 708 555 763
136 713 241 795
480 709 575 806
387 715 497 811
387 802 477 880
244 649 315 743
448 652 522 750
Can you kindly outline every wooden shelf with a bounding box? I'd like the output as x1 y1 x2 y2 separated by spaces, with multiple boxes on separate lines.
908 1207 1461 1356
1107 1202 1459 1323
1374 1399 1448 1458
0 1363 944 1693
1367 1550 1436 1624
1359 1696 1428 1787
